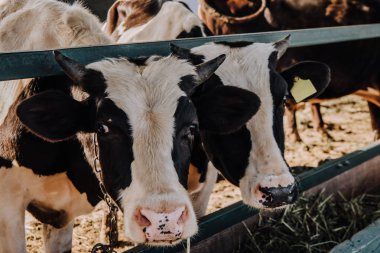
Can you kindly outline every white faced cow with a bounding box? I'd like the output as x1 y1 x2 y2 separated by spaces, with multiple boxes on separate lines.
1 49 261 251
104 0 219 217
171 37 331 209
24 51 258 246
104 0 206 43
0 0 261 252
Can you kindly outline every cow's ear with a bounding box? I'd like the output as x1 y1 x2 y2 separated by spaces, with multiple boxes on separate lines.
105 0 128 36
192 86 261 134
16 91 95 142
281 61 331 103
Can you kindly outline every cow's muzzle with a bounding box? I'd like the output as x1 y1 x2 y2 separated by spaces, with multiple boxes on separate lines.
259 183 298 208
135 206 188 245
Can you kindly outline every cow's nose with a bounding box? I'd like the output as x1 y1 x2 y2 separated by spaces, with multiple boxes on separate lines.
259 183 298 208
135 206 188 243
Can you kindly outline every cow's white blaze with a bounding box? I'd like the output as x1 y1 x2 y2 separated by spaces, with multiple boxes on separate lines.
192 43 295 208
88 56 198 243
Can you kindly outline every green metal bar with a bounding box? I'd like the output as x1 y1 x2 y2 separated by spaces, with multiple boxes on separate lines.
298 140 380 191
1 24 380 81
125 141 380 253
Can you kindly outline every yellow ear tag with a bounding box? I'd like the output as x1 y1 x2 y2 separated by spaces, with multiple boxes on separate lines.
290 76 317 103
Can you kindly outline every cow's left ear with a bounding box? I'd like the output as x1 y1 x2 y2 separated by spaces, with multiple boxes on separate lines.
192 86 261 134
281 61 331 103
104 0 128 36
16 90 95 142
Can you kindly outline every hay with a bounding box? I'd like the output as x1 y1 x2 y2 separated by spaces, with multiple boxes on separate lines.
238 191 380 253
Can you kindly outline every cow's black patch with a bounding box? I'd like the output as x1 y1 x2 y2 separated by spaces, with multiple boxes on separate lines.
190 133 209 183
171 47 205 65
0 156 12 168
215 41 254 48
268 51 278 69
177 1 192 11
191 74 260 185
81 69 107 97
172 96 198 189
146 0 162 16
178 75 196 94
268 52 287 154
2 75 102 206
202 23 214 36
201 126 251 185
96 98 133 203
128 56 149 66
176 26 204 39
27 201 68 228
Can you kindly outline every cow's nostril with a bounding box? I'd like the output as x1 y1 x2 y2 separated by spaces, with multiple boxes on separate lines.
178 207 188 225
135 209 151 227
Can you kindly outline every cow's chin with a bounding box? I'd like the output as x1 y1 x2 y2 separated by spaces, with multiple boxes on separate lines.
119 187 198 246
239 170 298 210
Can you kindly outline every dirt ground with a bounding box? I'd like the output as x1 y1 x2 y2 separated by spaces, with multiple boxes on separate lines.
25 95 375 252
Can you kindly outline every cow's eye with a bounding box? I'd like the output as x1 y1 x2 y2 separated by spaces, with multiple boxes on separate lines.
282 95 289 105
97 124 109 134
184 124 197 140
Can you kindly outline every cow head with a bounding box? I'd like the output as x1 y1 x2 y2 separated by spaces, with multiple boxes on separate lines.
171 37 330 209
16 51 259 244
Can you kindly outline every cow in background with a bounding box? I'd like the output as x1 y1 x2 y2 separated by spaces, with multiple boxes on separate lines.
0 0 111 124
170 37 331 209
199 0 380 141
104 0 207 42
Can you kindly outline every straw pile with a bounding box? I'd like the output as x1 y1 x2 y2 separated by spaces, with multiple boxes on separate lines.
238 191 380 253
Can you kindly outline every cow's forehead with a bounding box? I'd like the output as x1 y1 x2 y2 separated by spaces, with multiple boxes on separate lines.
87 56 192 121
191 42 277 92
87 56 196 178
192 42 276 67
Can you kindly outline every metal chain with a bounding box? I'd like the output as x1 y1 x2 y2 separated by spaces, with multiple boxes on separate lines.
91 134 119 253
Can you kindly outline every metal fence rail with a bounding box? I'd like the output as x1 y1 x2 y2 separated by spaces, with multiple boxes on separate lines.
0 23 380 81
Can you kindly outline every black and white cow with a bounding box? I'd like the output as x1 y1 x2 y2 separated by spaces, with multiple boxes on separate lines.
1 49 261 252
104 0 207 43
170 37 331 209
0 1 261 252
104 0 219 218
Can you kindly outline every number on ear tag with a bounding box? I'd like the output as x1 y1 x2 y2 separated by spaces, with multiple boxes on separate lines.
290 76 317 103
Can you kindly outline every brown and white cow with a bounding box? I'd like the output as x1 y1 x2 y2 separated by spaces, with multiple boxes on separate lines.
104 0 207 43
0 0 260 252
199 0 380 141
0 1 111 251
171 37 331 209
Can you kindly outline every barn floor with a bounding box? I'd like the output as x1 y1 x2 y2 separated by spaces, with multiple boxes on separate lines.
25 95 374 253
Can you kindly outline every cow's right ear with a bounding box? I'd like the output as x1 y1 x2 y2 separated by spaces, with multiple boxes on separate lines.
105 0 128 36
281 61 331 103
192 86 261 134
16 91 95 142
